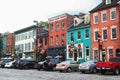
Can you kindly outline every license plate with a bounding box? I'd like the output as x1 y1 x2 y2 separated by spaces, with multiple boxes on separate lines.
102 67 105 69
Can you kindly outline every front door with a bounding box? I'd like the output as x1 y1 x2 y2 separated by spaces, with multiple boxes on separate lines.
74 52 77 61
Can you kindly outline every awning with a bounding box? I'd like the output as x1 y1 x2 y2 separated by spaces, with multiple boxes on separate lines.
40 45 48 54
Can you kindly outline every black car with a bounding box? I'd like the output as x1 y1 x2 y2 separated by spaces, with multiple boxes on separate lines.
43 58 61 71
0 59 12 68
37 61 46 70
12 59 20 69
17 59 37 69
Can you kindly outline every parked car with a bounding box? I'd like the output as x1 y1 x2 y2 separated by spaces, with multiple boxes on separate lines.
17 59 37 69
79 60 98 73
12 59 20 69
5 60 15 68
56 61 80 72
43 57 61 71
37 61 46 70
0 58 12 68
96 57 120 75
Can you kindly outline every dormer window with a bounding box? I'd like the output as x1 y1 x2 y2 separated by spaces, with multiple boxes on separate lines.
74 20 77 24
106 0 111 4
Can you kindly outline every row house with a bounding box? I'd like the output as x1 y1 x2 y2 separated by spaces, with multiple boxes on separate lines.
14 25 37 60
6 33 15 56
37 28 48 61
48 13 74 60
67 14 91 63
90 0 120 61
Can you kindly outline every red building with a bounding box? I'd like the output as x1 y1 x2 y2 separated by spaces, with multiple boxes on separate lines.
6 33 14 55
48 13 74 60
90 0 120 61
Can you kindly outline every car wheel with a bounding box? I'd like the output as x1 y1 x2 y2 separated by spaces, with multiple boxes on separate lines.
24 66 28 69
52 67 56 71
66 67 72 72
59 70 63 72
114 67 119 75
101 69 106 75
92 67 97 73
81 71 85 73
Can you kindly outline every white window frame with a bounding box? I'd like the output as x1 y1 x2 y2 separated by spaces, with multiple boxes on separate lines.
93 13 98 24
94 29 99 42
107 47 113 56
101 11 107 22
106 0 111 4
102 27 107 41
85 29 89 39
110 8 116 20
111 25 117 40
93 49 98 60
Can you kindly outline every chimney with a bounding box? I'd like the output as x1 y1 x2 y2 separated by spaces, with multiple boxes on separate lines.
102 0 105 2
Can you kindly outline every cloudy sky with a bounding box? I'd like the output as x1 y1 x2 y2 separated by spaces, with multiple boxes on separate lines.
0 0 101 33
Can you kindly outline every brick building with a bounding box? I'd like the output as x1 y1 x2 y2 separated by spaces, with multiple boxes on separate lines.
48 13 74 60
90 0 120 61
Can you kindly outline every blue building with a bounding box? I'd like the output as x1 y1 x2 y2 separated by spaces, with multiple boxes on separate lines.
67 14 91 63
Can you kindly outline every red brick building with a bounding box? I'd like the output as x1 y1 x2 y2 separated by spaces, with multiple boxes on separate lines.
48 13 74 60
90 0 120 61
6 33 14 55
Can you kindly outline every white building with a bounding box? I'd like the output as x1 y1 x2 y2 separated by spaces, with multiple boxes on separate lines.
14 25 37 59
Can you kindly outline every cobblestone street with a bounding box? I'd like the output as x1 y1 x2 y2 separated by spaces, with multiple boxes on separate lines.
0 68 120 80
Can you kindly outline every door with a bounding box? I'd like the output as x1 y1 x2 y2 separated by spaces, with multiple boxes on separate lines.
74 50 77 61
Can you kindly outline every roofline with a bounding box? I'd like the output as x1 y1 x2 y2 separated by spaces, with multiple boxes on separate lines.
48 13 73 21
14 25 38 34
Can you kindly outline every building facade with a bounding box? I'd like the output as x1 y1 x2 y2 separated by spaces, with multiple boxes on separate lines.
67 14 91 63
37 28 48 61
6 33 14 56
90 0 120 61
14 25 37 60
48 13 74 60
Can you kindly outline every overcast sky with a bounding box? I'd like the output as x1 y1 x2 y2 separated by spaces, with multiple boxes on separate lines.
0 0 101 33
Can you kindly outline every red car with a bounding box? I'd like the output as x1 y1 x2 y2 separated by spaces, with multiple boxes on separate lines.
96 57 120 75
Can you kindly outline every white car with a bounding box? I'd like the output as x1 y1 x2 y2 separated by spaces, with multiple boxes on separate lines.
5 60 15 68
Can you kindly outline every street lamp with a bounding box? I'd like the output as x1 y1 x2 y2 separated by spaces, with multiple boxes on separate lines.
97 33 101 61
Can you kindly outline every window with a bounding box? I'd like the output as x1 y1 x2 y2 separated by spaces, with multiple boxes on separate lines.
78 49 82 58
94 30 99 41
111 27 117 39
94 50 98 60
56 22 59 31
69 51 73 58
77 31 81 39
93 13 98 24
85 29 89 38
108 48 113 56
56 35 58 46
86 46 90 61
70 32 74 42
32 42 34 50
74 20 77 24
61 21 65 30
50 36 53 46
110 8 116 20
101 11 107 22
102 29 107 40
61 34 64 45
50 24 53 32
106 0 111 4
28 43 30 50
25 43 27 51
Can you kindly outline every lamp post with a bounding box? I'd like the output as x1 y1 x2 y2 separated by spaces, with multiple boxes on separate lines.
97 33 101 61
33 20 39 62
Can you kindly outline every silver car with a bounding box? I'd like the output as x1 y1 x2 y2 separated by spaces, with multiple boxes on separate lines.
79 60 98 73
56 61 80 72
